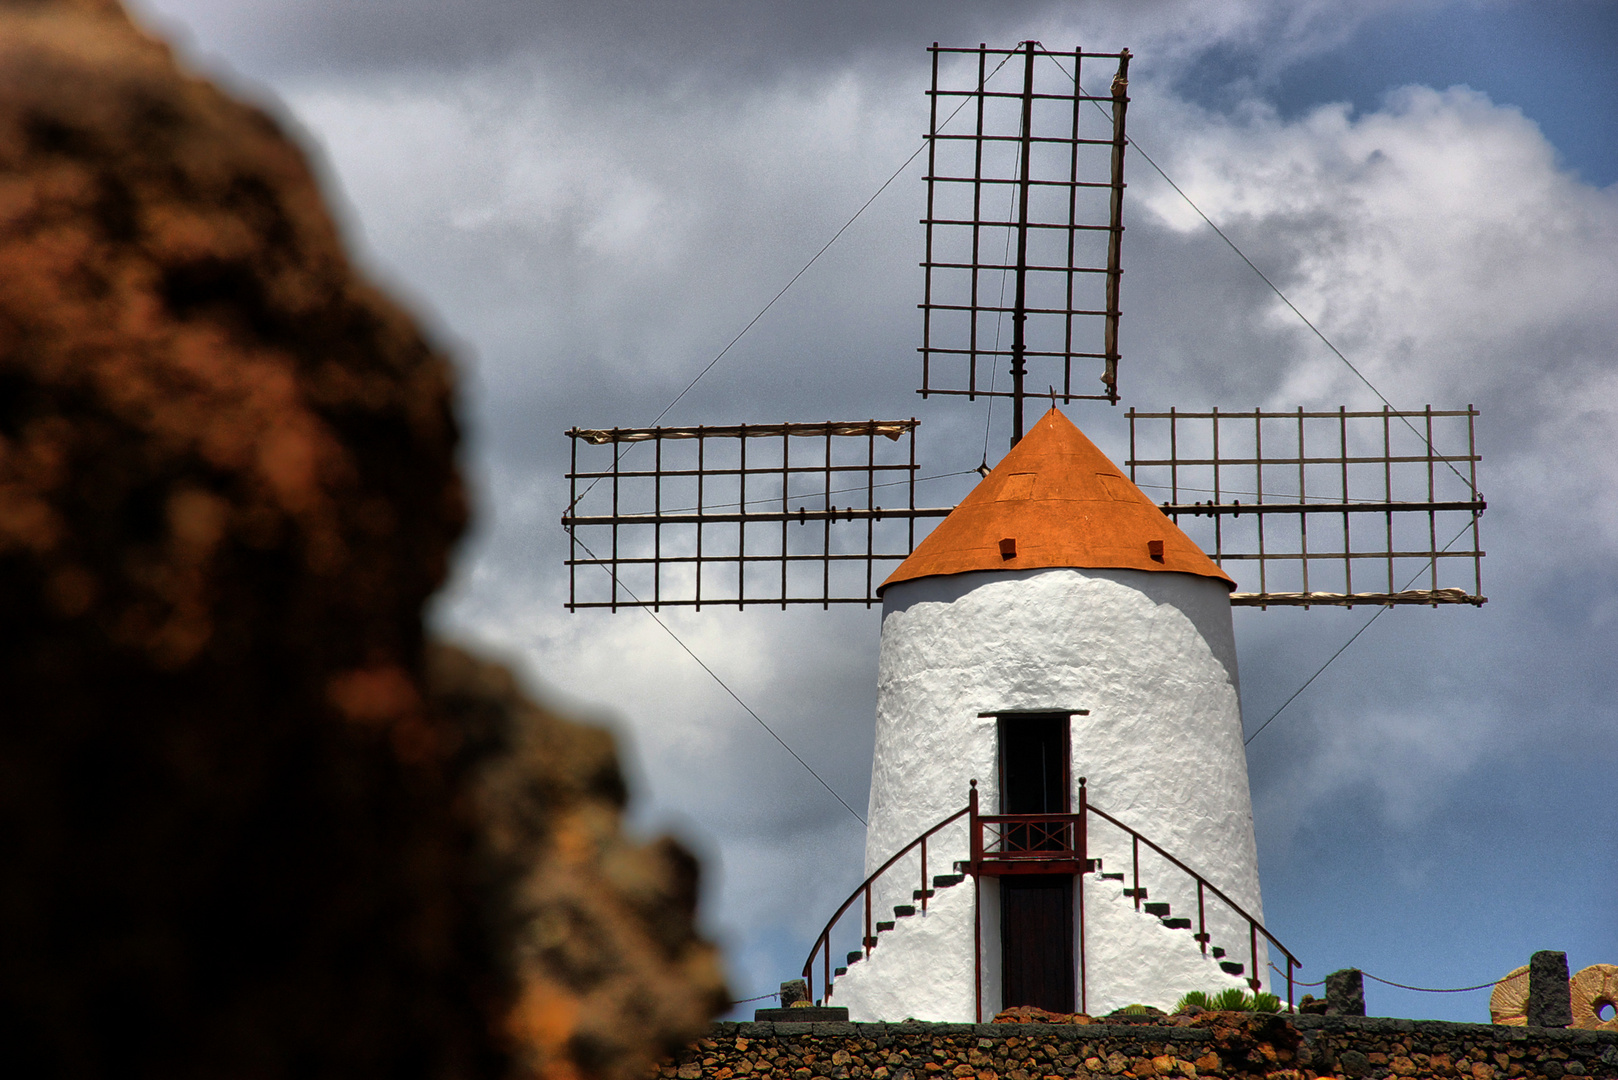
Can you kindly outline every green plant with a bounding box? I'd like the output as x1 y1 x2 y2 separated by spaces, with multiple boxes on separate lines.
1174 990 1213 1013
1175 987 1285 1013
1122 1003 1153 1014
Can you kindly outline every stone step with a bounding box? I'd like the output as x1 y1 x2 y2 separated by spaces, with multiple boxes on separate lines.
876 921 895 933
894 905 917 918
1219 961 1245 976
1123 887 1148 899
933 874 965 889
912 889 935 901
1099 872 1124 881
834 966 847 977
847 951 862 965
1162 917 1192 930
863 936 878 948
1212 947 1226 958
1194 933 1211 943
1143 902 1171 917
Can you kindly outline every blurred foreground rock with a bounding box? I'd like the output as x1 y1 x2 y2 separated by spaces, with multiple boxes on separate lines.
0 0 725 1074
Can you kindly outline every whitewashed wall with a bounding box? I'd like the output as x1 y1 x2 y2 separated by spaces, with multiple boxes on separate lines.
849 566 1268 1018
827 874 980 1022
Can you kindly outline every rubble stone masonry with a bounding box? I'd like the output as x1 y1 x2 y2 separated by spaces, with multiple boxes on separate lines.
661 1017 1618 1080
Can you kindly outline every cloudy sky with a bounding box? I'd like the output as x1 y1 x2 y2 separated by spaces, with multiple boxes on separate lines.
129 0 1616 1019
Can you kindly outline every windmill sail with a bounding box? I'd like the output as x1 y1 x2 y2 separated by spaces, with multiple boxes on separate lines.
559 40 1485 615
919 43 1133 429
563 421 951 610
1126 406 1486 607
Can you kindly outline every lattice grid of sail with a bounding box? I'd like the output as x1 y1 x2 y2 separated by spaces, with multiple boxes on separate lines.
1126 407 1486 607
919 43 1132 407
562 421 952 610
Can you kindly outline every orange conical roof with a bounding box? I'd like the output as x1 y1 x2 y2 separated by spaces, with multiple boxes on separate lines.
881 409 1233 592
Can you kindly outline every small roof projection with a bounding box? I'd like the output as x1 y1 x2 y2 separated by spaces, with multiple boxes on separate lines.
880 409 1234 592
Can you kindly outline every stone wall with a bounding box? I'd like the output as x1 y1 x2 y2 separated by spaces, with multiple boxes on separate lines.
661 1017 1618 1080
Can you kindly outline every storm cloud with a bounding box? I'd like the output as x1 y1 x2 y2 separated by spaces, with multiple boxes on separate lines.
129 0 1617 1017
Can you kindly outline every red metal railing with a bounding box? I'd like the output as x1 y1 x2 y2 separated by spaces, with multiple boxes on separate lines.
967 777 1301 1016
801 803 970 1003
801 779 1301 1016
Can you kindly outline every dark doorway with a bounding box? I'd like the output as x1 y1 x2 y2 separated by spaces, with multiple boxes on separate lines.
1000 875 1075 1012
995 713 1076 1012
999 713 1071 849
999 713 1070 814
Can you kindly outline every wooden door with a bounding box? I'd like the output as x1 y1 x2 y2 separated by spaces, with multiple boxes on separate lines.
1000 875 1075 1012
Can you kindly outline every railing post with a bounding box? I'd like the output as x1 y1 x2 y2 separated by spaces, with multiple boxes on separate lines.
1287 957 1295 1013
823 931 830 1003
1197 881 1207 955
921 834 929 913
973 871 982 1023
1132 835 1141 911
864 885 873 958
1249 922 1260 992
1077 777 1088 870
969 779 981 870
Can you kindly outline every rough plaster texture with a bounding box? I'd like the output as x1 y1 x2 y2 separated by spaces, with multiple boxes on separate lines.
1078 875 1258 1014
828 876 979 1021
856 567 1266 1018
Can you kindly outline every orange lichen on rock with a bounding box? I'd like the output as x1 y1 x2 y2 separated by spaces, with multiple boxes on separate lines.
0 2 725 1075
882 410 1232 592
436 647 728 1080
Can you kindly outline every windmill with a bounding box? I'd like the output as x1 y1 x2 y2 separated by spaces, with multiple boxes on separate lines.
560 41 1486 1022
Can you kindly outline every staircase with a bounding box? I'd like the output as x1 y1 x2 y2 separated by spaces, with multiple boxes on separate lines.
829 864 1249 981
1111 866 1244 977
803 780 1299 1017
834 873 970 977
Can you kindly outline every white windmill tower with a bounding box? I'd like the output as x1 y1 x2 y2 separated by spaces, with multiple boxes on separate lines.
561 39 1485 1024
828 407 1266 1021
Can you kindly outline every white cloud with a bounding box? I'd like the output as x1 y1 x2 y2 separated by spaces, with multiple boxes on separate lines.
376 42 1617 989
126 0 1618 1006
1143 86 1617 394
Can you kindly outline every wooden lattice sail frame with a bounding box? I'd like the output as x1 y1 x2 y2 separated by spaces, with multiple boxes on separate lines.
919 42 1132 432
559 41 1487 614
1126 406 1486 608
563 421 951 610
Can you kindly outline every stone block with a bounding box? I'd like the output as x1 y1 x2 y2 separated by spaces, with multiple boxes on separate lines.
1340 1050 1373 1077
1528 952 1573 1029
752 1008 851 1023
1326 969 1368 1017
